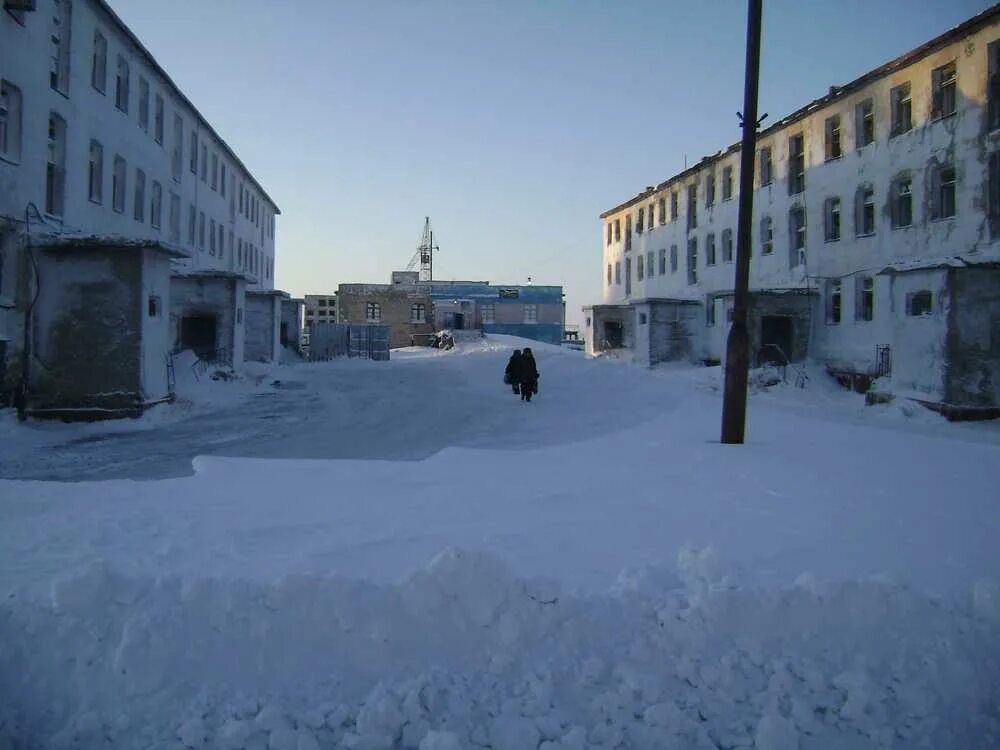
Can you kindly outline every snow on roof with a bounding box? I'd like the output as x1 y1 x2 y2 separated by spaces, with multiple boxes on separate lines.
877 255 1000 274
34 232 190 259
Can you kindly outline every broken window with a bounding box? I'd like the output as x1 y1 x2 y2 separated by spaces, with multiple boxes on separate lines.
824 115 841 161
45 113 66 216
990 41 1000 131
154 94 164 145
722 166 733 201
706 172 716 207
151 180 162 229
686 237 697 285
931 163 956 220
789 206 806 267
824 197 841 242
190 131 198 173
366 302 382 322
88 139 103 203
606 223 612 246
49 0 72 94
990 151 1000 239
648 203 655 230
638 313 648 325
855 276 874 322
760 215 773 255
891 176 913 228
115 55 129 112
722 228 733 263
139 77 150 132
410 303 426 323
788 134 805 195
112 154 126 212
706 233 716 266
658 197 666 225
825 280 842 325
856 98 874 148
670 191 678 221
625 215 632 252
211 153 219 191
0 80 22 163
931 61 957 120
614 219 621 242
647 250 654 277
856 185 875 236
148 296 160 318
670 245 678 273
636 207 644 234
658 248 667 274
687 184 697 230
614 261 621 284
759 146 773 186
637 254 644 281
625 258 631 295
907 290 933 317
200 144 207 181
91 30 107 93
890 82 911 137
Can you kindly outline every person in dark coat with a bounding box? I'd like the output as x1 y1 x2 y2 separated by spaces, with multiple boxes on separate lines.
505 350 522 394
518 348 539 402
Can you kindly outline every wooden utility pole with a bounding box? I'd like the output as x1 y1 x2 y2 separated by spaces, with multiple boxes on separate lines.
721 0 764 444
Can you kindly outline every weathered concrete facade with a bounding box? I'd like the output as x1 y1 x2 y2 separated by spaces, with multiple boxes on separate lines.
169 272 245 365
337 283 435 349
244 290 284 363
585 7 1000 411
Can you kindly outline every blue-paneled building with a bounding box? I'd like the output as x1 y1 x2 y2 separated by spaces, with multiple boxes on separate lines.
428 281 565 345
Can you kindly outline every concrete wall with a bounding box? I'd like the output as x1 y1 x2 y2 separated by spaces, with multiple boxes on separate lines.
338 284 434 349
138 247 172 402
30 246 142 411
169 275 241 363
946 266 1000 406
888 269 949 399
244 292 280 363
0 1 278 290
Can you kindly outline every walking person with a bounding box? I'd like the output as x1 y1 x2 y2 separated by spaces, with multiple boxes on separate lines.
518 347 539 402
504 349 522 395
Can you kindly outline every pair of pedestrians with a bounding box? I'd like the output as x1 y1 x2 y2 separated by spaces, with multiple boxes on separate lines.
504 348 539 402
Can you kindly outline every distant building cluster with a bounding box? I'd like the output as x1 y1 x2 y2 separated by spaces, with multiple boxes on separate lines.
584 6 1000 418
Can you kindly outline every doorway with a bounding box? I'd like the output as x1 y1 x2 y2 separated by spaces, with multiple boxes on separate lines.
759 315 793 365
280 322 289 347
453 312 465 330
603 320 624 349
180 315 218 360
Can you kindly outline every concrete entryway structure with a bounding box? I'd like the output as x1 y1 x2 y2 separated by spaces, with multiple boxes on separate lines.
170 271 247 368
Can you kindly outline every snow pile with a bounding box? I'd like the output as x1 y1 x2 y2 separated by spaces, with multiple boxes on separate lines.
1 547 998 749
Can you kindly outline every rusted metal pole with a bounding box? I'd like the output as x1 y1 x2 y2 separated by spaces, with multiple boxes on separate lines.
721 0 763 444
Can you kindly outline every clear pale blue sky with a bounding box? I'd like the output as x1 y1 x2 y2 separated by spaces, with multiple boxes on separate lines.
113 0 993 324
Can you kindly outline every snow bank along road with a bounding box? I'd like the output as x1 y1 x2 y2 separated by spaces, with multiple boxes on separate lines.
1 338 999 748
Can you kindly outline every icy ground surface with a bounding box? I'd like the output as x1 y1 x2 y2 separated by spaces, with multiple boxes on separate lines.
1 337 999 748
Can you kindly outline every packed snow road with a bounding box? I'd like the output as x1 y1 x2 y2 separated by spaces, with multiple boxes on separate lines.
1 337 999 748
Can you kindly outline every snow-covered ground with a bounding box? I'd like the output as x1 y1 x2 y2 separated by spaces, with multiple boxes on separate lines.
1 336 998 749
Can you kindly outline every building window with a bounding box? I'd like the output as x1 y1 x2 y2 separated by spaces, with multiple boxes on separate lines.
788 134 805 195
855 276 874 322
169 192 180 242
606 223 612 246
625 215 632 251
638 313 648 325
154 94 164 145
890 82 912 137
171 114 183 181
211 153 218 191
637 254 644 281
221 164 227 198
931 62 957 120
705 172 716 207
0 81 23 163
524 304 538 323
760 215 773 255
722 166 733 201
131 168 146 222
614 261 621 284
670 191 678 220
706 233 716 266
607 263 612 286
670 244 678 273
824 114 841 161
198 211 205 250
686 237 697 285
931 164 956 220
218 224 224 258
45 113 67 216
706 296 716 327
907 290 933 317
658 197 666 224
614 218 620 242
91 31 107 93
687 184 698 229
825 280 842 325
151 181 162 229
148 296 160 318
789 206 806 267
49 0 72 94
112 155 126 212
366 302 382 322
824 197 841 242
138 77 149 132
647 250 654 277
759 146 773 186
190 131 198 173
200 144 207 181
658 248 667 274
990 151 1000 238
856 186 875 236
115 55 129 112
481 304 495 324
722 228 733 263
856 98 874 148
209 218 216 254
636 207 644 234
187 204 195 243
891 176 913 228
625 257 631 295
990 41 1000 131
88 139 103 203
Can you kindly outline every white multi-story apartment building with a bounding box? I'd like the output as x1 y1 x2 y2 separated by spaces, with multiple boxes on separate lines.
0 0 287 417
585 6 1000 417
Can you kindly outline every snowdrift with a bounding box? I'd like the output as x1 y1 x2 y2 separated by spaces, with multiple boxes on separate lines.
2 547 997 749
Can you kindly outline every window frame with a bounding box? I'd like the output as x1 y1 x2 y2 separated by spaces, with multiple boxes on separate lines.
88 139 104 204
366 302 382 322
91 30 107 94
824 197 841 243
0 80 23 164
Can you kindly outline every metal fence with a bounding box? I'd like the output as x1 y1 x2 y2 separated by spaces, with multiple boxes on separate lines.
309 324 390 362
